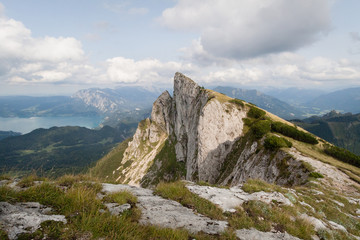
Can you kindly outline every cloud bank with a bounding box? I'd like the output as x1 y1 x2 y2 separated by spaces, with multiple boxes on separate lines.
160 0 332 60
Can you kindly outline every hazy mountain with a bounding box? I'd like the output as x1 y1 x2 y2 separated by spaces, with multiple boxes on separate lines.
0 87 159 133
265 87 326 106
0 124 137 176
305 87 360 114
72 86 160 114
0 131 21 140
0 96 96 118
213 86 305 120
292 110 360 155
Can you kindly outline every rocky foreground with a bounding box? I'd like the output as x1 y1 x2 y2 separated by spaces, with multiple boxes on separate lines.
1 176 360 240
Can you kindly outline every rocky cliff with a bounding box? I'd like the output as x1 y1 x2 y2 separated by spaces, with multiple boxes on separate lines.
97 72 322 187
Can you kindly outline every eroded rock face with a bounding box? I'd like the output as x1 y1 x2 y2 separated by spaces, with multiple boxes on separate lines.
219 140 309 186
197 99 246 183
113 117 168 186
0 202 67 240
173 73 209 180
112 72 310 187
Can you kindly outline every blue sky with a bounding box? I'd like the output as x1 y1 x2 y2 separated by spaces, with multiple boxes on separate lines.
0 0 359 95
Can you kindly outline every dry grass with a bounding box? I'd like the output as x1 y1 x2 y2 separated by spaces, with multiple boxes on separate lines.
155 181 224 220
242 178 285 194
206 89 233 103
291 139 360 178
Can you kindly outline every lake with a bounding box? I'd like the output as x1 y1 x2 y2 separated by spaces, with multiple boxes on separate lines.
0 116 103 134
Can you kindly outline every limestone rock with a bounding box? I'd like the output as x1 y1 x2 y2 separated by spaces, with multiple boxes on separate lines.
236 228 301 240
102 183 227 234
111 72 312 187
0 202 67 240
186 184 292 213
328 221 347 232
104 203 131 216
299 213 328 231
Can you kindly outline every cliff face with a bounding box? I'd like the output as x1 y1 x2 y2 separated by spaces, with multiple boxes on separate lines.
110 72 311 187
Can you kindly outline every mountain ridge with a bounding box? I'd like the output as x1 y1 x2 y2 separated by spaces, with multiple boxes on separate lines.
91 73 360 190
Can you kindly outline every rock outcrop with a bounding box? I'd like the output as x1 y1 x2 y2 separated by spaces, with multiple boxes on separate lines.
107 72 313 187
102 183 228 234
0 202 67 240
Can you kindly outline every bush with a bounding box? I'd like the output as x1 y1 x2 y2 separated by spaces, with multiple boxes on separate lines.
251 120 271 139
247 106 266 119
271 122 318 145
324 145 360 168
264 136 292 150
229 98 245 107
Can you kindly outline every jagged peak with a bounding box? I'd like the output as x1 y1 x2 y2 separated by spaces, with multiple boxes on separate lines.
174 72 201 97
150 90 173 133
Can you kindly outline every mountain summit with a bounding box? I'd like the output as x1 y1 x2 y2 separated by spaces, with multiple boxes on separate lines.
92 73 360 193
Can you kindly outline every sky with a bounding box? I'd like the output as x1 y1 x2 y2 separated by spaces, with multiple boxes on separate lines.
0 0 360 96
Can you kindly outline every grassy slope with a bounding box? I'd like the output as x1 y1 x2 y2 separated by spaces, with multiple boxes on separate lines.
89 138 132 182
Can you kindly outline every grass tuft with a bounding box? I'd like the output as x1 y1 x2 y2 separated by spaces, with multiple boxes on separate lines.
103 190 138 206
242 179 284 194
155 181 224 220
16 174 46 188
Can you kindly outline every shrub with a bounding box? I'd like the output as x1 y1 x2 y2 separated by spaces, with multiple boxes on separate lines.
264 136 292 150
247 106 266 119
251 120 271 139
229 98 245 107
271 122 318 145
243 118 253 126
324 145 360 168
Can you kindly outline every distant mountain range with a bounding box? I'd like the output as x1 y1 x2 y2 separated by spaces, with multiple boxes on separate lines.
72 86 161 114
265 87 326 106
305 87 360 114
1 85 360 124
0 124 137 176
292 110 360 155
214 86 305 119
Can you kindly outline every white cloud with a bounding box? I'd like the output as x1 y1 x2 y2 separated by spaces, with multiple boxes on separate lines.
0 18 84 62
350 32 360 42
0 7 90 86
160 0 332 61
106 57 194 84
197 54 360 89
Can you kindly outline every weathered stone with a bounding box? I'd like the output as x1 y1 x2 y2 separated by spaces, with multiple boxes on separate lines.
186 184 292 213
102 183 227 234
0 202 67 240
299 213 327 231
331 200 345 207
104 203 131 216
328 220 347 232
236 228 301 240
